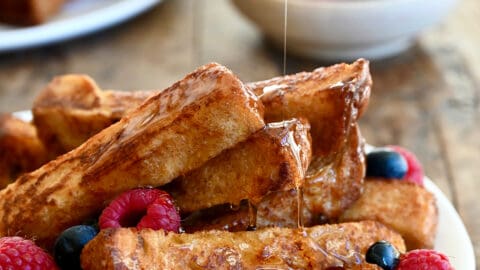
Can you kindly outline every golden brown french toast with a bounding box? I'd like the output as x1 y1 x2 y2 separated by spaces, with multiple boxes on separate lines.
7 60 370 210
32 59 370 159
0 63 265 249
258 123 366 224
248 60 370 221
166 118 312 213
249 58 371 158
81 221 405 270
33 74 153 156
32 60 369 216
183 123 365 232
0 114 48 188
339 179 438 250
0 0 65 25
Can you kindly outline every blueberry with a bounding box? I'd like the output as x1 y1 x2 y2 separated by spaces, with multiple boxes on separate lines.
366 149 408 179
54 225 98 270
365 241 400 270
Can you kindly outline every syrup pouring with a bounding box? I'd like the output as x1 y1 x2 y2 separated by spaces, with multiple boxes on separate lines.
282 0 306 230
280 0 307 230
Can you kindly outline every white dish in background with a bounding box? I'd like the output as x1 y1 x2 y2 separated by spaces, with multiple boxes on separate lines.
0 0 162 52
10 110 476 269
232 0 458 60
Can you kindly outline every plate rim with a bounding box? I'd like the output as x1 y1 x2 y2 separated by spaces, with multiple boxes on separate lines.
423 177 475 269
9 110 477 269
0 0 162 52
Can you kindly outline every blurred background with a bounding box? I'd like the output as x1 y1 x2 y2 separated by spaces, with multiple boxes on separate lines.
0 0 478 267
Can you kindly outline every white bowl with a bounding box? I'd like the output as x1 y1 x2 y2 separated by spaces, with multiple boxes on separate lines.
231 0 458 60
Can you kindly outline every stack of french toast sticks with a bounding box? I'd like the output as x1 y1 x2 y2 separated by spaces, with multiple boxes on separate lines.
0 60 438 269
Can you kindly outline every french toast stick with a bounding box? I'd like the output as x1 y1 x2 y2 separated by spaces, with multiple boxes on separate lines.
249 58 371 158
166 118 312 213
0 114 48 188
339 179 438 250
257 123 366 224
28 60 368 219
32 59 370 157
33 74 153 156
249 60 370 220
81 221 406 270
183 124 365 232
0 63 265 249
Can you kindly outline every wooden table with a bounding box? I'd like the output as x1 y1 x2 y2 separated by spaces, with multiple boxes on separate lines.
0 0 478 267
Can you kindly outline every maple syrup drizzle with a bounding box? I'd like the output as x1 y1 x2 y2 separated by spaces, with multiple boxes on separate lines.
281 0 305 230
296 186 304 229
247 200 257 231
283 0 288 75
192 0 204 68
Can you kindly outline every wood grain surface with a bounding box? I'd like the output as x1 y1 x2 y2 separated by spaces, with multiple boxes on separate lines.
0 0 478 267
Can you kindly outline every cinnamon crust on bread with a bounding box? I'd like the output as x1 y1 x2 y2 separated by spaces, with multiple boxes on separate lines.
81 221 405 270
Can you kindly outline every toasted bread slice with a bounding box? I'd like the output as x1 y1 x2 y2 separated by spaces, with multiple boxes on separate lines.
166 118 312 213
249 59 370 221
0 0 65 26
183 124 365 232
339 179 438 250
0 63 264 249
0 114 48 188
81 221 405 270
10 59 370 197
249 58 371 158
258 123 366 224
31 61 369 215
32 59 370 158
33 74 153 156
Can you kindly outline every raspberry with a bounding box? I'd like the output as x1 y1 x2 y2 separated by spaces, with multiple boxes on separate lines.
389 145 424 186
0 236 59 270
397 249 454 270
99 188 180 232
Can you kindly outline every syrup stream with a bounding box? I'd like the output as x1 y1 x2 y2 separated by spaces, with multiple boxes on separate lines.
192 0 204 68
283 0 288 75
282 0 305 230
247 200 257 231
296 186 304 228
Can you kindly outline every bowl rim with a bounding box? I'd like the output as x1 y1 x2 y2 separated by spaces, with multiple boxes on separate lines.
260 0 435 8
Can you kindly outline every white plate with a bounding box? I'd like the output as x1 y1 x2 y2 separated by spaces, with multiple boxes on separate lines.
9 111 477 269
424 177 475 269
0 0 162 52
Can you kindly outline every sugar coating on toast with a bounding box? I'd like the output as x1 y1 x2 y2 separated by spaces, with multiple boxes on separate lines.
0 63 265 249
